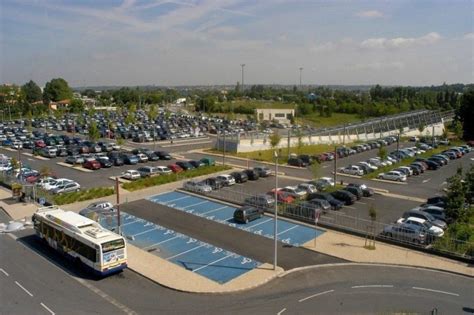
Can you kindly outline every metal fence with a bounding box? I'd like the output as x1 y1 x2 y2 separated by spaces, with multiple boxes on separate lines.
183 185 473 261
0 171 54 205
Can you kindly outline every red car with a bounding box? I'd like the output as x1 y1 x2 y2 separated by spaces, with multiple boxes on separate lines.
34 140 46 148
168 164 184 173
83 160 101 170
267 189 296 204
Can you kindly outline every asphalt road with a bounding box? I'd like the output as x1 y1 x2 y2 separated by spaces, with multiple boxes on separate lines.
120 199 344 269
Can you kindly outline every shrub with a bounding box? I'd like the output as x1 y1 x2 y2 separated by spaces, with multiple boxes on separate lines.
122 165 231 191
53 187 115 205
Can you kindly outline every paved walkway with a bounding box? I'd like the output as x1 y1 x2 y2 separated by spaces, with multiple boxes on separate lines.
0 175 472 293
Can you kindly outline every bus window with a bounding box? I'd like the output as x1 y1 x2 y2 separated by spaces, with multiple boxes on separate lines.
102 239 125 253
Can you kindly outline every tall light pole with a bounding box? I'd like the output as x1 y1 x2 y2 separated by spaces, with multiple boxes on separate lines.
273 150 279 270
299 67 303 89
241 64 245 94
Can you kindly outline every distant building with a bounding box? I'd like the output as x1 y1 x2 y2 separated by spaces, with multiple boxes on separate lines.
49 99 71 110
175 98 187 105
256 108 295 124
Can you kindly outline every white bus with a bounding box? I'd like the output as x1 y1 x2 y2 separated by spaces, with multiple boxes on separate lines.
32 206 127 276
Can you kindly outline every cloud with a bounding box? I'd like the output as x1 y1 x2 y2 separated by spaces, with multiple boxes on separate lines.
360 32 441 49
355 10 384 18
463 33 474 40
351 61 405 71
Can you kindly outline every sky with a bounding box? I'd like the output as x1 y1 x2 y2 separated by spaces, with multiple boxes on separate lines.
1 0 473 87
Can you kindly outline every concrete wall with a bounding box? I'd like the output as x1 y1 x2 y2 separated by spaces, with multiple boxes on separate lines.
235 122 445 153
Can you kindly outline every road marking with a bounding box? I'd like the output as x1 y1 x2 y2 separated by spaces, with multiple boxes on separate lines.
422 178 432 183
247 218 273 228
201 206 228 215
163 195 191 204
143 236 180 250
0 268 9 276
132 227 158 237
40 302 55 315
121 219 139 227
298 289 334 302
166 244 206 260
15 281 34 297
351 285 394 289
277 308 287 315
345 206 357 210
223 216 234 221
277 225 298 236
355 201 366 205
193 254 232 272
182 200 208 209
412 287 459 296
366 197 375 200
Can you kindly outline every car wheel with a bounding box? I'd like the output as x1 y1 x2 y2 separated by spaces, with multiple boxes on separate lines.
397 178 402 182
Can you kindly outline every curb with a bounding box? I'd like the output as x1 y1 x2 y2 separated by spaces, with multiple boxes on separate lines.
277 262 473 279
370 178 408 185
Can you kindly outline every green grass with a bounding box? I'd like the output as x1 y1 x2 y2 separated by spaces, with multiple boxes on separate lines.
122 165 231 191
299 112 362 128
52 187 115 205
209 143 351 164
364 145 452 179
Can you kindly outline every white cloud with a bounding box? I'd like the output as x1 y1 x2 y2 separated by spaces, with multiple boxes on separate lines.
463 33 474 40
351 61 405 71
355 10 384 18
360 32 441 49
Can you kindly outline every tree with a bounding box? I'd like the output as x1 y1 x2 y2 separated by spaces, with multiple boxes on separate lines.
310 161 321 179
464 164 474 205
378 147 387 161
452 121 463 140
269 131 281 150
69 99 84 113
296 129 304 154
148 104 158 121
43 78 73 104
366 204 377 249
21 80 42 103
445 168 468 222
418 123 425 134
88 121 100 141
457 89 474 140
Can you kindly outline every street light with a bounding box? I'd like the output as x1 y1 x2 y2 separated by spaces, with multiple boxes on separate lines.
241 64 245 93
273 150 279 270
299 67 303 89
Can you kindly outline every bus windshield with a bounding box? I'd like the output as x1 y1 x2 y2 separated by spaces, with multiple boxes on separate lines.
102 239 125 253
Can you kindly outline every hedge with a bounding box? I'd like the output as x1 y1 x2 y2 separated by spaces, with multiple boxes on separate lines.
122 165 232 191
52 187 115 205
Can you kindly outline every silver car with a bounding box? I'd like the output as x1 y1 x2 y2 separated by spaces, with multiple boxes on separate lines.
382 223 426 244
183 181 212 193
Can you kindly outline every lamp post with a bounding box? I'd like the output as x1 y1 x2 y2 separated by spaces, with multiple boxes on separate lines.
273 150 279 270
241 64 245 94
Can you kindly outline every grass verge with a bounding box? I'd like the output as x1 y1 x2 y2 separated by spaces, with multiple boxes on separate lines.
122 165 231 191
52 187 115 205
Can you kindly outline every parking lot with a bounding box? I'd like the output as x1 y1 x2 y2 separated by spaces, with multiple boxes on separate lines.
98 211 261 284
148 191 324 247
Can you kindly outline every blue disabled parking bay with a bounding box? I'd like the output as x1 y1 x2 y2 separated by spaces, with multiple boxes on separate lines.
148 191 325 247
98 212 261 284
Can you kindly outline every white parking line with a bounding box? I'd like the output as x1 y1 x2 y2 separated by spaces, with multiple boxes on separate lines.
164 195 191 204
355 201 366 205
143 235 180 250
166 244 206 260
422 178 432 183
223 216 234 221
40 302 55 315
0 268 9 276
345 206 357 210
277 308 287 315
121 219 139 227
193 254 232 272
15 281 33 297
351 285 393 289
247 218 273 229
298 290 334 302
277 225 298 236
201 206 228 215
132 227 158 237
182 200 208 209
366 197 375 200
412 287 459 296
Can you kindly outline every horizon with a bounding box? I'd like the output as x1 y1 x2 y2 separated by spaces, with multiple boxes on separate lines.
1 0 473 87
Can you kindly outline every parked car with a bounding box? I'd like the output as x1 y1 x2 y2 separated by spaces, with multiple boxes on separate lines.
168 164 184 173
231 171 248 183
343 186 362 200
109 155 125 166
401 209 447 230
156 166 172 175
200 157 215 166
297 183 317 194
137 166 160 178
216 174 236 186
307 192 344 210
51 181 81 194
419 206 450 223
288 157 308 167
268 190 296 204
423 196 447 208
397 217 444 239
183 181 212 193
340 165 364 176
122 170 141 180
97 157 112 168
176 161 195 171
189 160 205 168
233 206 264 224
243 169 260 180
202 177 225 190
377 171 407 182
83 159 101 170
254 166 272 177
121 154 139 165
331 190 357 205
155 151 172 160
347 183 374 197
244 194 275 209
65 155 85 165
307 198 331 212
280 186 307 200
382 223 426 244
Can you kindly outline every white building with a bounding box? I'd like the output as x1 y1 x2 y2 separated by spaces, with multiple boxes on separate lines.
256 108 295 123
